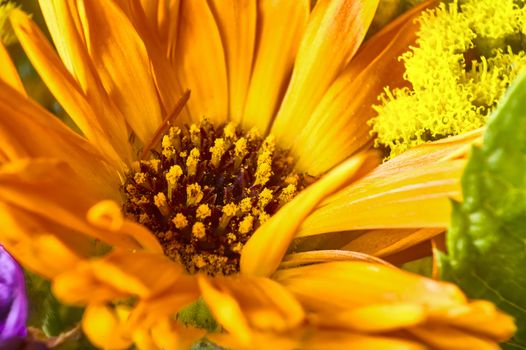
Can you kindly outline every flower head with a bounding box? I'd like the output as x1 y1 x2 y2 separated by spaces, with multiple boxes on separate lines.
0 0 516 349
0 245 28 340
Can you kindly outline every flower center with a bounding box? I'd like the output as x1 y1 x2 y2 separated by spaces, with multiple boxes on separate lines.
122 120 311 276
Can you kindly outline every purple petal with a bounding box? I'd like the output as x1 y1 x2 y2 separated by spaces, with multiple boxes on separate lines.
0 245 28 340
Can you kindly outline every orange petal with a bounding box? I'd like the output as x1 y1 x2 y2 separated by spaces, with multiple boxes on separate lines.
202 275 304 333
53 263 127 304
241 152 378 277
242 0 310 133
54 250 186 304
296 133 480 237
0 41 25 95
311 303 426 332
409 325 501 350
174 1 228 125
122 1 190 124
198 276 253 345
129 277 199 329
10 9 128 166
274 261 466 313
208 0 257 124
291 1 429 175
87 200 163 254
429 300 516 341
342 228 444 258
300 330 425 350
151 318 206 350
82 304 133 350
280 250 393 269
0 159 144 250
29 1 132 162
80 0 163 144
271 0 380 149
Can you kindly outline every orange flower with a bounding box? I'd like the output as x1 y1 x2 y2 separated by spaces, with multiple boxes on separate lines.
0 0 513 349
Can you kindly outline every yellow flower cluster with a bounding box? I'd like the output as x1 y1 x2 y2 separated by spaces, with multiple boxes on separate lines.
371 0 526 158
0 1 20 46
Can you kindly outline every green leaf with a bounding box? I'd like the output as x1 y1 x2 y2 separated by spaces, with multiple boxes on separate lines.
24 270 84 337
438 72 526 349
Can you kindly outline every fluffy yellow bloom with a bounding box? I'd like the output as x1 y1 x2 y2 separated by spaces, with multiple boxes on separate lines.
0 0 514 349
371 0 526 158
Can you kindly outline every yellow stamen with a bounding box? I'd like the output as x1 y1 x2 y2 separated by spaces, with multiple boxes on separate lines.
134 172 147 185
186 148 200 177
196 204 212 220
259 212 270 225
192 222 206 239
210 138 226 168
238 215 254 235
239 198 252 213
279 184 297 204
172 213 188 229
258 188 273 208
223 122 237 140
166 165 183 198
219 203 238 231
247 127 260 141
186 183 203 206
254 150 273 186
154 192 170 216
190 124 201 148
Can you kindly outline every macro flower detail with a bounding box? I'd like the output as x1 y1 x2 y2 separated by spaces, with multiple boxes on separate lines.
123 120 312 275
0 245 28 340
371 0 526 158
0 0 516 349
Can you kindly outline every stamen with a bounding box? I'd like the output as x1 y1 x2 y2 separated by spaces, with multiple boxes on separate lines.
123 121 312 275
186 148 200 177
186 183 203 206
172 213 188 229
140 90 190 160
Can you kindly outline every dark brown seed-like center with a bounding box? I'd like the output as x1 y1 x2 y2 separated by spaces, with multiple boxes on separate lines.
122 120 312 276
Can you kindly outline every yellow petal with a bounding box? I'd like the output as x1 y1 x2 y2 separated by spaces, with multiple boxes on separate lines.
291 1 427 175
311 303 426 332
271 0 380 148
208 0 256 124
175 1 228 125
0 202 94 278
122 1 190 125
80 0 163 144
54 250 186 304
243 0 310 133
201 275 304 333
35 0 133 163
342 228 444 258
129 278 199 328
296 134 480 237
90 251 185 298
87 200 163 254
10 9 127 166
409 325 501 350
53 263 127 304
274 261 466 312
301 330 425 350
0 83 121 197
0 159 144 250
198 276 253 345
241 152 378 277
151 318 205 350
82 304 133 350
430 300 516 341
0 41 25 95
280 250 393 269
